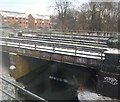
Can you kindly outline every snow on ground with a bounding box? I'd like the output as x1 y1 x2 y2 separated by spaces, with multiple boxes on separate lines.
0 67 24 101
105 48 120 54
0 73 16 100
77 90 113 101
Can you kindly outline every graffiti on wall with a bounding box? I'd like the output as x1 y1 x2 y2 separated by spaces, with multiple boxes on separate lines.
103 77 118 85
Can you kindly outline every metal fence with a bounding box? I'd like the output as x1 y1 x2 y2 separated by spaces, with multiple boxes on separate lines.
0 76 48 101
22 29 117 37
0 37 106 60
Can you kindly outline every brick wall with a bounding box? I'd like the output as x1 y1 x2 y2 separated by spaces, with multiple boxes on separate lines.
1 11 51 29
28 14 35 29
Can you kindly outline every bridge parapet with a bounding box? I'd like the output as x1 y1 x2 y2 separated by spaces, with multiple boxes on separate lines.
0 37 105 69
97 50 120 99
22 29 117 38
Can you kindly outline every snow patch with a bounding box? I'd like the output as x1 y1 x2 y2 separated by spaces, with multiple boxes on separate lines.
77 90 112 100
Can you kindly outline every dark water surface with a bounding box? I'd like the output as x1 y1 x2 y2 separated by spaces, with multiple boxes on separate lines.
17 61 97 101
2 52 97 101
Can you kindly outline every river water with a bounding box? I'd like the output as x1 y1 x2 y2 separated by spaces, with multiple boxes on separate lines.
1 52 113 101
17 61 97 101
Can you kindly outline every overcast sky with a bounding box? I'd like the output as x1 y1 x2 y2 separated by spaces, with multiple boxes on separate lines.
0 0 119 15
0 0 89 15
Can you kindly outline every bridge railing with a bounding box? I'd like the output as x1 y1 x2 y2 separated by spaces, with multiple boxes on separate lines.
6 31 109 49
0 76 48 101
0 37 105 60
2 28 117 40
22 29 117 38
38 34 108 46
2 29 113 48
36 32 110 41
15 32 109 41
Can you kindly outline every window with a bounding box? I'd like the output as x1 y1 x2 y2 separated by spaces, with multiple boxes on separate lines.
4 19 7 22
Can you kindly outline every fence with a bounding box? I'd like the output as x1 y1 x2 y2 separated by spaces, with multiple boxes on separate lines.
0 37 106 60
0 76 48 101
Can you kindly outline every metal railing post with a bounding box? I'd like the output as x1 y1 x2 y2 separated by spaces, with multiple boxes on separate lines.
15 87 19 99
100 49 104 70
6 38 7 46
35 41 36 50
53 43 55 52
19 40 20 48
75 46 77 56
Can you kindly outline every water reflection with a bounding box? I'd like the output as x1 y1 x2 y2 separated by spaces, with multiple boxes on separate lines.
17 61 96 101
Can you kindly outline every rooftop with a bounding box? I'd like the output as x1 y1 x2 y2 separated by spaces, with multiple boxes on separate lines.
31 14 50 20
0 10 28 18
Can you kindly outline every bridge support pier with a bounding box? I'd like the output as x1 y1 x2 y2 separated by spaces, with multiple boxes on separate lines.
97 53 120 99
9 53 30 79
97 70 119 99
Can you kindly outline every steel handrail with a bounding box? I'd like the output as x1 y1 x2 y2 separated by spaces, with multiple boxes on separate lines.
1 37 107 48
0 37 106 59
0 76 48 102
0 88 20 101
22 29 117 37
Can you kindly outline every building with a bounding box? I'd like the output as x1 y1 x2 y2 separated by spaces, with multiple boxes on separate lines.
0 10 28 28
0 10 51 29
28 14 51 29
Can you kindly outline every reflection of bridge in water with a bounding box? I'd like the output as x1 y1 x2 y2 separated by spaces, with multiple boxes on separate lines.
0 30 120 100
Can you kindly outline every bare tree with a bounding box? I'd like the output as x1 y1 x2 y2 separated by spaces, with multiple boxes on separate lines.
77 2 119 32
50 1 119 32
51 0 74 30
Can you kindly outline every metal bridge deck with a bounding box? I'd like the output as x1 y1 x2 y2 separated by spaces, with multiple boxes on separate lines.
1 31 117 69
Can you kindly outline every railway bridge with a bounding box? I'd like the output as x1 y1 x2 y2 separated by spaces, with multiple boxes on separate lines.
1 30 120 100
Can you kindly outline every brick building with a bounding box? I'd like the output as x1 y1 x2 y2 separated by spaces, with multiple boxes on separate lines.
0 10 28 28
0 11 51 29
28 14 51 29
